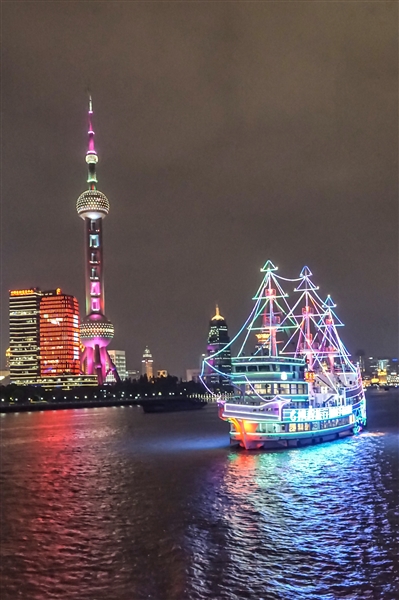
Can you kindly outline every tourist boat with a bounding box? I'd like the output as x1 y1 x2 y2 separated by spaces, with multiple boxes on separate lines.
201 261 367 450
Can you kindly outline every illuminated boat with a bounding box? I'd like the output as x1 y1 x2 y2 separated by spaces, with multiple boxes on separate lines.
201 261 367 450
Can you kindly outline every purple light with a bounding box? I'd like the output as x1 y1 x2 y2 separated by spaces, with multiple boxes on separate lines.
77 96 119 385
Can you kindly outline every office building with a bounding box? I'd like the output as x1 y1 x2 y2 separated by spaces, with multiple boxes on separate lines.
106 350 127 382
40 289 80 377
9 288 42 384
127 369 140 380
142 346 154 379
203 305 232 388
9 287 85 388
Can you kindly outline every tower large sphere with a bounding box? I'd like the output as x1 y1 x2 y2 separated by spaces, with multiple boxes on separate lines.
77 189 110 220
80 314 114 348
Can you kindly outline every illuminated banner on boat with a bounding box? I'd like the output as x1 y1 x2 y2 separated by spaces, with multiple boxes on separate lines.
285 404 353 422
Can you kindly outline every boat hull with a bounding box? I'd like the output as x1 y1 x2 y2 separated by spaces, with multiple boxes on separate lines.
220 396 366 450
229 423 356 450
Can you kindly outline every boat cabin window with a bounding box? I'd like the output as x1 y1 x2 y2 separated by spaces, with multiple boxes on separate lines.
280 365 291 372
235 366 246 372
247 365 258 372
258 365 270 372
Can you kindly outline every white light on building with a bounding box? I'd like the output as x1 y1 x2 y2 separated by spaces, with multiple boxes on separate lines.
106 350 127 382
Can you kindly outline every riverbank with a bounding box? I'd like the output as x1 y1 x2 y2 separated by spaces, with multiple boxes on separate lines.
0 398 143 413
0 395 210 413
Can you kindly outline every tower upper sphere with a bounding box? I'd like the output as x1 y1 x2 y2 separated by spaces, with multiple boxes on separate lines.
77 189 109 219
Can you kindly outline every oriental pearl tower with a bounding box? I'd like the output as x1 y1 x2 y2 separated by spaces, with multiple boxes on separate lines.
77 97 119 384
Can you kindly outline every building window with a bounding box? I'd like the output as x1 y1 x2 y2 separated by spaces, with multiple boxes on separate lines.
90 234 99 248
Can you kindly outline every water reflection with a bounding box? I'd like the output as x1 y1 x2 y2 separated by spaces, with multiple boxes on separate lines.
187 431 399 600
1 397 398 600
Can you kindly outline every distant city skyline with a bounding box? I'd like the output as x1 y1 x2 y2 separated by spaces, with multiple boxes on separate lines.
2 3 397 377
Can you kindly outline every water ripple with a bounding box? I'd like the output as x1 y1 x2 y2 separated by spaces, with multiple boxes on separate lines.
1 393 398 599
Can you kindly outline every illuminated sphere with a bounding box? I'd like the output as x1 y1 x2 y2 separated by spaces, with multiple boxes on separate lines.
77 190 109 220
80 316 114 348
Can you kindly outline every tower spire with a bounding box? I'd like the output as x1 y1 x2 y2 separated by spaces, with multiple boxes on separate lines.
86 94 98 190
212 304 224 321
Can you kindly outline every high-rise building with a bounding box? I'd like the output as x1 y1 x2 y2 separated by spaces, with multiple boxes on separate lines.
8 288 97 388
77 97 119 385
5 347 11 369
9 288 43 384
127 369 140 380
106 351 127 382
142 346 154 379
40 289 80 377
355 350 366 373
203 305 232 388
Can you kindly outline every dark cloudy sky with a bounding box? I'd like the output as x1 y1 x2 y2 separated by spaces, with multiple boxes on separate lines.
2 1 398 375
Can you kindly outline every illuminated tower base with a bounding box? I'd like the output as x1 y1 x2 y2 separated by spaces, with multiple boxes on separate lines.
80 317 119 384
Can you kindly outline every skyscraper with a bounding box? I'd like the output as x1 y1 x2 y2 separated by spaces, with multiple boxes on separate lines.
203 305 232 388
106 350 127 382
142 346 154 379
40 289 80 377
9 287 97 389
9 288 42 384
77 97 119 385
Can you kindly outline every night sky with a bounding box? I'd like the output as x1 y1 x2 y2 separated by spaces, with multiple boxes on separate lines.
2 2 398 376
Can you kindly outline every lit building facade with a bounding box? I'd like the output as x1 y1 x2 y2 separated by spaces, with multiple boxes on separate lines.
106 350 127 382
38 374 98 390
127 369 140 380
5 347 11 369
9 289 43 384
142 346 154 379
77 97 119 385
40 289 80 377
203 305 232 389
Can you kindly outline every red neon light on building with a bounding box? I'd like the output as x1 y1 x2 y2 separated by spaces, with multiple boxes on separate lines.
39 292 80 377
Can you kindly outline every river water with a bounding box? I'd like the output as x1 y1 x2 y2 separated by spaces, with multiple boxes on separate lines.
1 390 398 600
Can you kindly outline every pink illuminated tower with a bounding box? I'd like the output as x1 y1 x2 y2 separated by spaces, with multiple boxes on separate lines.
77 97 119 384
